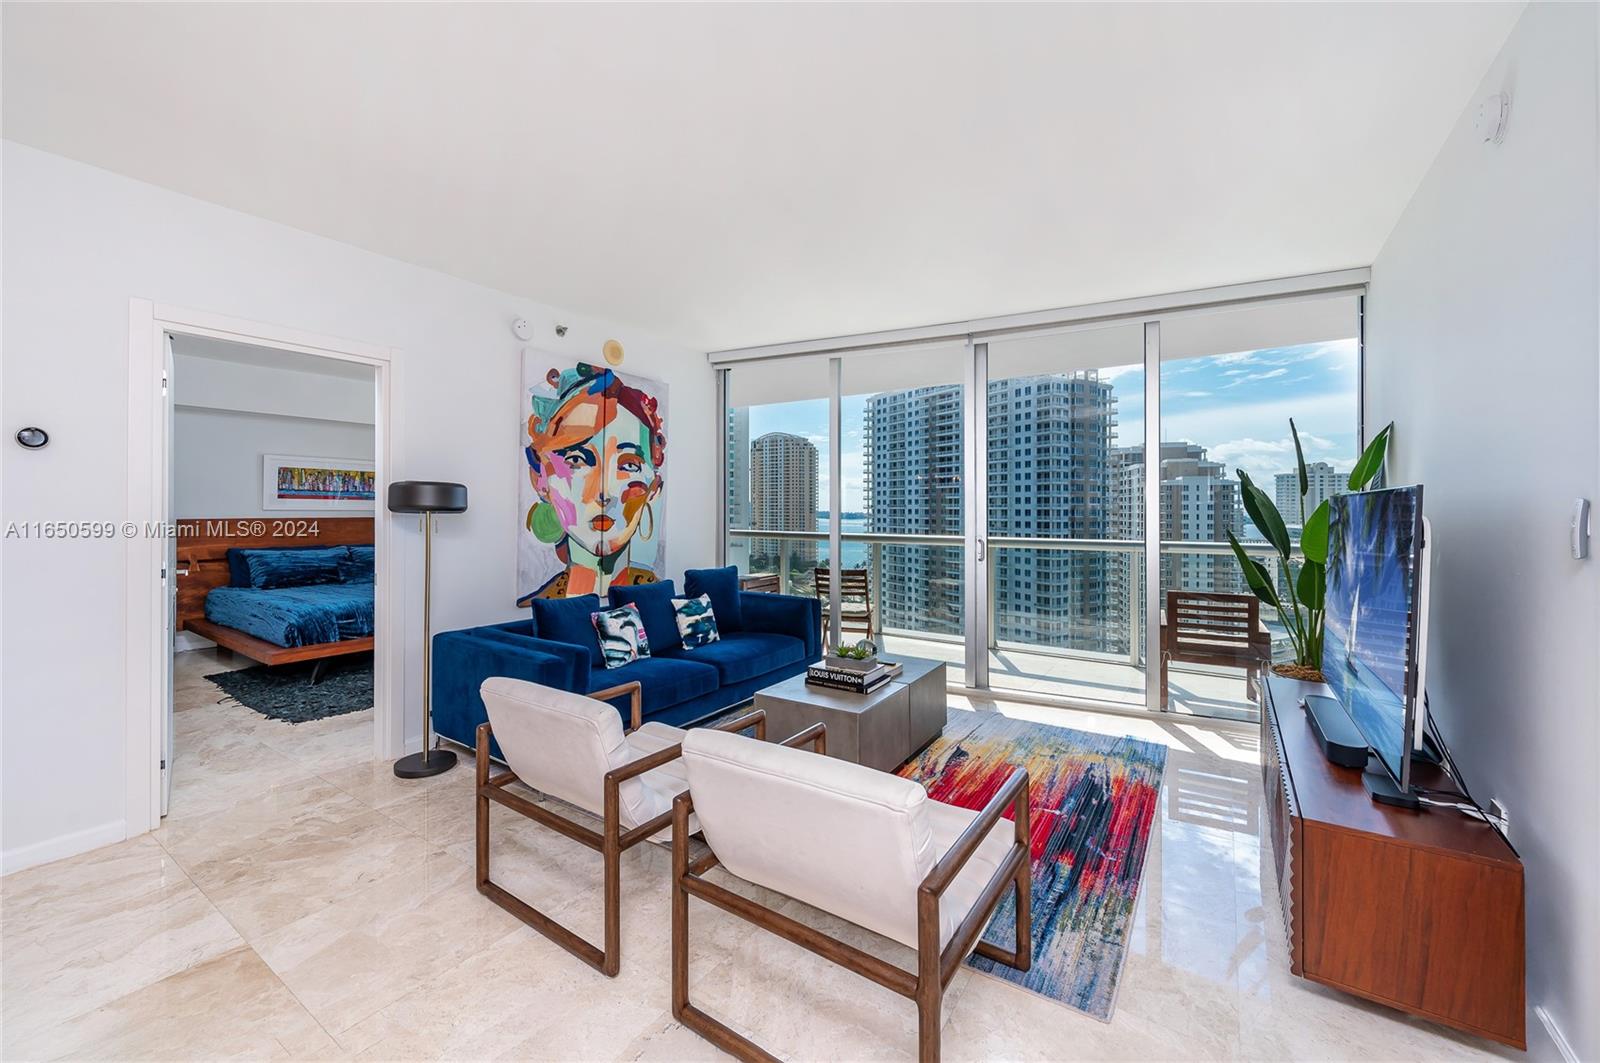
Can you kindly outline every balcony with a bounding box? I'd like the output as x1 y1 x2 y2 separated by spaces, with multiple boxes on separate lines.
729 528 1282 724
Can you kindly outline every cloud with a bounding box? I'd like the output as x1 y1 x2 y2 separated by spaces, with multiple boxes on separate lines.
1222 367 1288 388
1209 432 1349 485
1211 350 1259 366
1098 364 1144 382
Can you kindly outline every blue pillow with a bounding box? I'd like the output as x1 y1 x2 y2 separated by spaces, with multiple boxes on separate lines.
531 594 603 669
226 548 251 588
609 580 680 652
684 566 744 632
236 546 347 590
340 545 375 583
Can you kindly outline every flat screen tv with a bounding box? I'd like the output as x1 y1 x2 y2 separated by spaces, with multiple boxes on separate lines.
1321 485 1428 801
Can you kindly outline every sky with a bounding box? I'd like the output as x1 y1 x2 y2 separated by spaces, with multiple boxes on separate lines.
743 339 1359 511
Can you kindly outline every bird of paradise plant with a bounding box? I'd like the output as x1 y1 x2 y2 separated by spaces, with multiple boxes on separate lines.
1228 420 1393 676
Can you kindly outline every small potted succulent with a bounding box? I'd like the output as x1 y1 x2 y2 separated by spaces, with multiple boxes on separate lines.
824 639 879 674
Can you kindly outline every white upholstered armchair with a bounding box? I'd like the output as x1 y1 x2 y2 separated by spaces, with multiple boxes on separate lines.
670 725 1032 1062
474 676 762 977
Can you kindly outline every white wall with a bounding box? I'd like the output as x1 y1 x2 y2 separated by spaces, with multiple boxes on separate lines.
174 347 378 426
172 345 377 519
173 407 375 519
1366 4 1599 1059
0 142 715 872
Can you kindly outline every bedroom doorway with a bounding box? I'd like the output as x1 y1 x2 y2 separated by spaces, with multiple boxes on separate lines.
163 334 380 818
123 302 400 842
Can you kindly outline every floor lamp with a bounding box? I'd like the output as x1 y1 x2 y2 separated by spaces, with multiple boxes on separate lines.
388 480 468 779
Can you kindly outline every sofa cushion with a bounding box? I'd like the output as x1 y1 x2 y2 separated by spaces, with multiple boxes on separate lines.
684 566 744 632
664 630 803 686
531 594 603 669
672 594 721 648
591 604 650 669
609 580 681 652
585 656 719 717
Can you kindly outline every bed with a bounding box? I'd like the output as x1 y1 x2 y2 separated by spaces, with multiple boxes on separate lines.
177 517 375 667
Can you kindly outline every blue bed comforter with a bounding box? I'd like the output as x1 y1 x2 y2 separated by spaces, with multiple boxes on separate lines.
204 583 375 648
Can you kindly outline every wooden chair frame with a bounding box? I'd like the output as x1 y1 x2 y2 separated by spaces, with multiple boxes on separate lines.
1160 590 1272 709
475 682 766 977
670 732 1031 1063
814 566 874 642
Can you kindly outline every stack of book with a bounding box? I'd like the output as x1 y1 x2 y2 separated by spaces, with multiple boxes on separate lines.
805 659 901 695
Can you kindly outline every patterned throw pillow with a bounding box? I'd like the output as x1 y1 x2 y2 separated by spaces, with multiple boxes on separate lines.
591 604 651 669
672 595 721 649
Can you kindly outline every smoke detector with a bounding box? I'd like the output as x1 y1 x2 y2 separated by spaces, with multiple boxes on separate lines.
1474 93 1509 145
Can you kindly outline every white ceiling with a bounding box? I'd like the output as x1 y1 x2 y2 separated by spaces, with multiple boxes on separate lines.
2 3 1521 351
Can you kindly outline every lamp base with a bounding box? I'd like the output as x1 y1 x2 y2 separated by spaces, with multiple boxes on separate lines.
393 748 458 779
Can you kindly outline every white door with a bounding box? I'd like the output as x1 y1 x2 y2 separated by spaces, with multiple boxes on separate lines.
161 335 176 816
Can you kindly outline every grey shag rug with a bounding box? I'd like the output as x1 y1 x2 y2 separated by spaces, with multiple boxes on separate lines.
206 655 373 723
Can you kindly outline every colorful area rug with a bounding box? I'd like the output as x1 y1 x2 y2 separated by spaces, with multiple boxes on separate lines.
898 712 1166 1021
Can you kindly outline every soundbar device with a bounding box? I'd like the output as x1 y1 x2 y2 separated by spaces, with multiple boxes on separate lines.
1301 694 1370 769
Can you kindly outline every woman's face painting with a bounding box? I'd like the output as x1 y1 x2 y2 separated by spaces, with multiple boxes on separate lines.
535 400 659 558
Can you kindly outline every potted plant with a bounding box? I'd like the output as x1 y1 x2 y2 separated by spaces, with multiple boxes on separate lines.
1227 420 1393 682
824 639 879 674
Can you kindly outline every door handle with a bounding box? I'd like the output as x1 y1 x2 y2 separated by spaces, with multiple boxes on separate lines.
976 539 985 562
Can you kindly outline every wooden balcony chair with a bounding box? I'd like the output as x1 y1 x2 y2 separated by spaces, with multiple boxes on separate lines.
670 726 1031 1063
739 572 780 593
474 677 764 977
1159 590 1273 709
814 566 874 643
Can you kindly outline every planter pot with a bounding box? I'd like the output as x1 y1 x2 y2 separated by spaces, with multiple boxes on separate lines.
1272 662 1326 683
823 655 879 674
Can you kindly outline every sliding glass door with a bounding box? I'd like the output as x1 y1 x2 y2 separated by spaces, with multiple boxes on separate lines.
982 325 1147 705
719 286 1364 717
1155 297 1361 721
843 345 969 682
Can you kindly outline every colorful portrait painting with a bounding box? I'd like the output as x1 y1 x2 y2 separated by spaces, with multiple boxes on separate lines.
517 354 668 606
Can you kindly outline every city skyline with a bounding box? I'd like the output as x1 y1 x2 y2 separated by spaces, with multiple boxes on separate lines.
743 338 1358 511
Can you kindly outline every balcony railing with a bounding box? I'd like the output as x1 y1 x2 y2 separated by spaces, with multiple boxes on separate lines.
727 527 1296 671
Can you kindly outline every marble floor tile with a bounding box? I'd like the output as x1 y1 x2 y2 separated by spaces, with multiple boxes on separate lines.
9 946 339 1061
153 777 374 878
339 924 670 1061
255 850 515 1035
2 872 244 1051
194 808 451 940
2 656 1518 1062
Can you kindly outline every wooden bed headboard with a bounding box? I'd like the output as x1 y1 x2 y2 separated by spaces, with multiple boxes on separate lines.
175 517 374 631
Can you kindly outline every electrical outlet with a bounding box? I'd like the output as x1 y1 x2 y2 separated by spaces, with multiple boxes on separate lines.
1489 798 1510 838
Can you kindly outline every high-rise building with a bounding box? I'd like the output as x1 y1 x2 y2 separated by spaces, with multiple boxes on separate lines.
1274 461 1345 526
866 386 965 635
865 371 1117 649
988 372 1116 650
750 431 818 568
725 407 751 571
1156 444 1243 594
1108 441 1244 651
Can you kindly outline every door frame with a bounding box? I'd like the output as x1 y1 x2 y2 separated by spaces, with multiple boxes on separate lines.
124 300 402 838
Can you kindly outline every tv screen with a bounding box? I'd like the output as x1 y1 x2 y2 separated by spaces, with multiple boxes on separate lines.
1321 485 1425 791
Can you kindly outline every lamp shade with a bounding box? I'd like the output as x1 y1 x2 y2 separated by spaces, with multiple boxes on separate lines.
387 480 468 514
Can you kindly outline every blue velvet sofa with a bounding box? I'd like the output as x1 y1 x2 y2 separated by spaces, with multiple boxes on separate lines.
431 566 820 755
